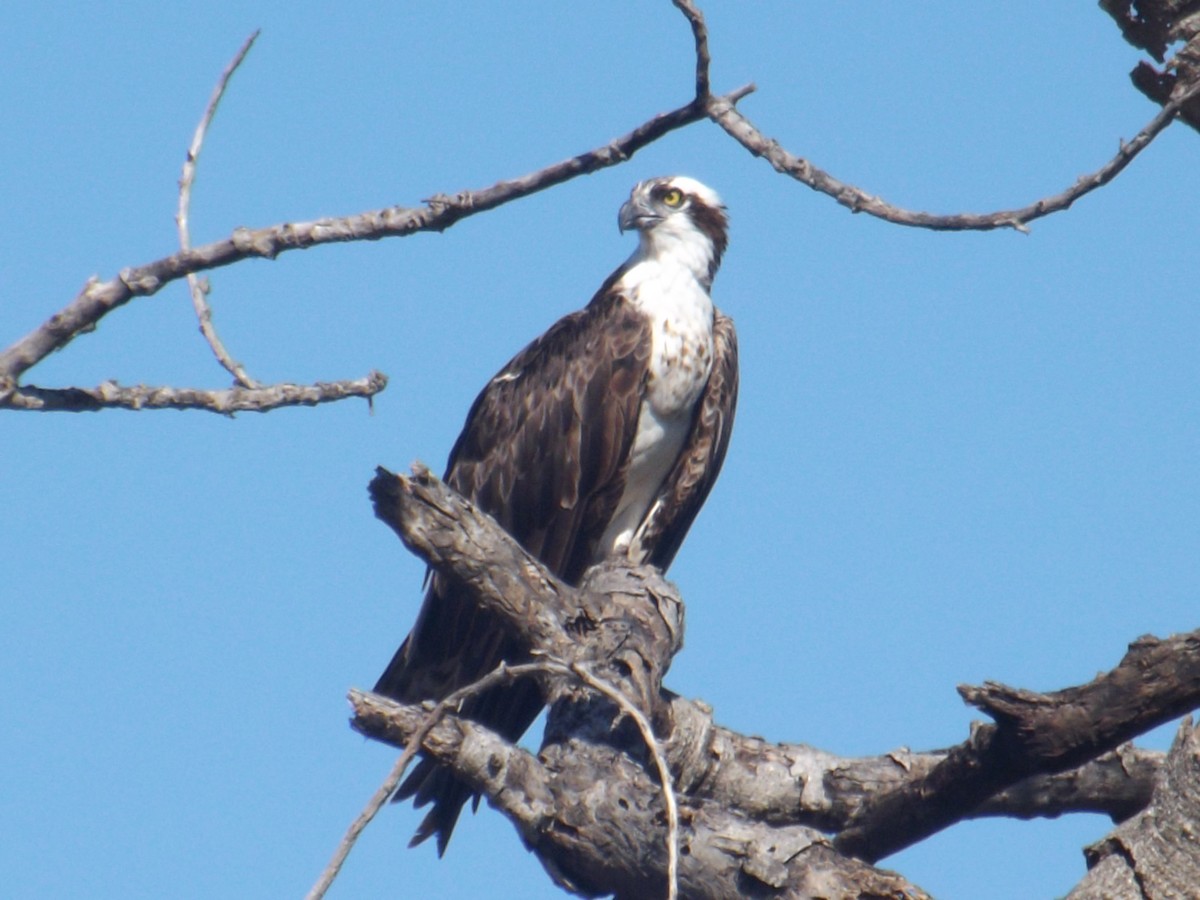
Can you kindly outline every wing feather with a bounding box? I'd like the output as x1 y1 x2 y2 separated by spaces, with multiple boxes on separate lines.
639 309 739 570
373 283 652 853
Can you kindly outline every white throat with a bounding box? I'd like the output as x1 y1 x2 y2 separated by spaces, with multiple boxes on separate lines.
597 221 718 562
626 214 718 291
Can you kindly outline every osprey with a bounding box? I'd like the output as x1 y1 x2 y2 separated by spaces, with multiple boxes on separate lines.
375 175 738 852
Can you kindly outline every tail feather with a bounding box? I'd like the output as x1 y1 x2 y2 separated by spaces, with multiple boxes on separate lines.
397 760 472 856
374 592 544 853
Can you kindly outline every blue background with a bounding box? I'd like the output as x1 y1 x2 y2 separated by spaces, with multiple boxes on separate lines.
4 4 1197 898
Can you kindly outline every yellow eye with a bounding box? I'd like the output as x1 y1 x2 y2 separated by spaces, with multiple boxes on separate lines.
662 187 684 207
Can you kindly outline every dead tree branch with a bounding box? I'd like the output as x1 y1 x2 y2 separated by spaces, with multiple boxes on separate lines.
705 85 1196 233
357 467 930 899
668 700 1163 834
6 1 1194 414
0 372 387 414
0 5 747 414
352 466 1200 897
834 630 1200 862
1101 0 1200 132
0 72 745 411
177 29 262 390
1067 717 1200 899
312 659 573 900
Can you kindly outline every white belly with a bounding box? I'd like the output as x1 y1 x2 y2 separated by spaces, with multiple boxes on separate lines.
597 260 715 560
597 405 691 558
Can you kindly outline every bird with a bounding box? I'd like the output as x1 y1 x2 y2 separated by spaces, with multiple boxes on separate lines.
374 175 738 853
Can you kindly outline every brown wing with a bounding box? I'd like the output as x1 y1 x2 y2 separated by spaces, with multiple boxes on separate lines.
638 309 738 571
373 283 652 853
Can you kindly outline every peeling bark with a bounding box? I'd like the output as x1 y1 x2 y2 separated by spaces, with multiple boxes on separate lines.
1100 0 1200 130
352 466 1200 898
1067 718 1200 900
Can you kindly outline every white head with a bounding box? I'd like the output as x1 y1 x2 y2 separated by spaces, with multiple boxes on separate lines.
618 176 729 288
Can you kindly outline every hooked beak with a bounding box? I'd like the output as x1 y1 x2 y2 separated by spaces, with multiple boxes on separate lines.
618 196 659 234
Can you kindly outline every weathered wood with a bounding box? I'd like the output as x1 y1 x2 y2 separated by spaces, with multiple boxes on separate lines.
836 632 1200 861
1066 718 1200 900
358 464 1200 898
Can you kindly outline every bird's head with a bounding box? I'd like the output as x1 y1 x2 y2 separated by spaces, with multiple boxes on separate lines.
618 176 728 288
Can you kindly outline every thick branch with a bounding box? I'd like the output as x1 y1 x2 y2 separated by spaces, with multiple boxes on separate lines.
1066 718 1200 899
368 465 686 714
351 687 554 838
352 686 931 900
665 695 1161 836
975 745 1161 824
835 630 1200 862
961 633 1200 764
361 466 932 898
368 464 568 650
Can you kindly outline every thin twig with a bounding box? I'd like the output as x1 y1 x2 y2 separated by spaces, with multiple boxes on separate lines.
307 661 530 900
0 98 714 387
309 665 516 900
177 30 261 389
304 756 411 900
672 0 711 100
706 78 1200 232
0 371 386 414
319 658 681 900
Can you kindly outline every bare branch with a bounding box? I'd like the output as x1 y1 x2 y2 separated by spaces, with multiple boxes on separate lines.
835 629 1200 862
0 371 386 414
0 99 710 388
0 30 386 415
305 747 411 900
345 657 682 897
177 30 261 389
368 464 568 647
568 660 681 900
1066 718 1200 899
706 85 1196 232
976 745 1162 824
311 660 548 900
672 0 711 99
350 682 932 900
669 696 1163 834
349 685 553 837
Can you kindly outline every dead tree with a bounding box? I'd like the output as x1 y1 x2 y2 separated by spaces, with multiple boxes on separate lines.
326 466 1200 900
6 2 1200 897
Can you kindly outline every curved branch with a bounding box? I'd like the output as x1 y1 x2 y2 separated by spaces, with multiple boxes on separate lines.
834 630 1200 862
358 462 1187 897
0 98 710 386
672 0 711 99
705 78 1199 232
667 695 1162 834
177 29 261 389
359 465 935 898
312 659 558 900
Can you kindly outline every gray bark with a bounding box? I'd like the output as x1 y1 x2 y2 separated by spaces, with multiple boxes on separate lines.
354 466 1200 899
1067 718 1200 900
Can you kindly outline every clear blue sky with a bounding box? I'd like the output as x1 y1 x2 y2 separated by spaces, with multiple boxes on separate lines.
4 4 1198 898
